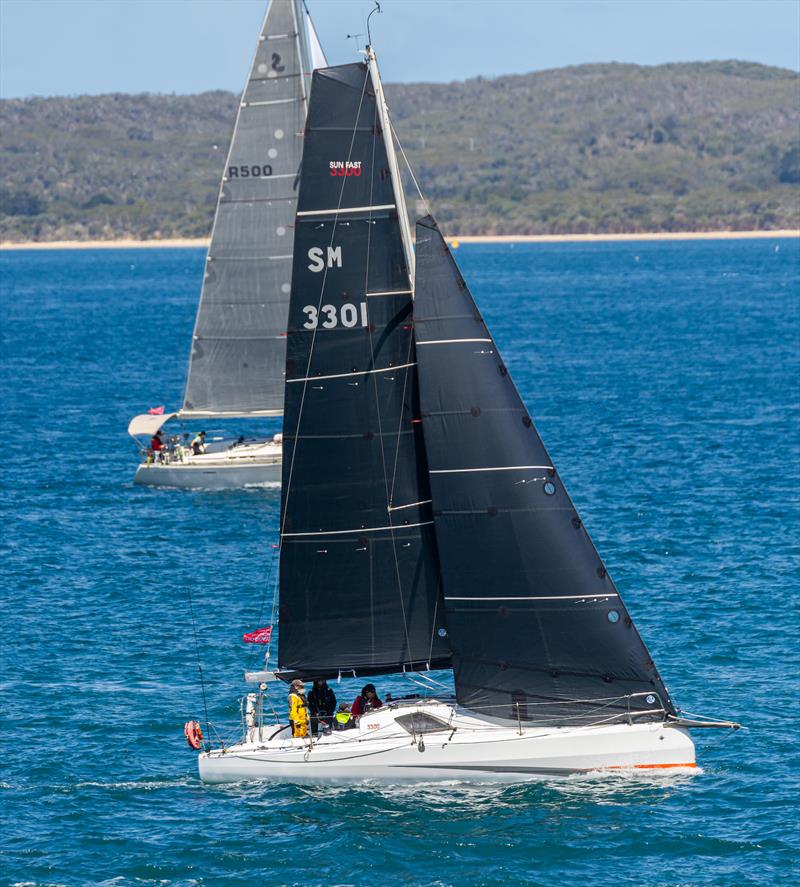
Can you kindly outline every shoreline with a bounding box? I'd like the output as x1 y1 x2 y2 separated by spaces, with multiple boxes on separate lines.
0 229 797 251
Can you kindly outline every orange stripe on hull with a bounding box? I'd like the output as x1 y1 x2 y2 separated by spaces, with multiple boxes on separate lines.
606 762 697 770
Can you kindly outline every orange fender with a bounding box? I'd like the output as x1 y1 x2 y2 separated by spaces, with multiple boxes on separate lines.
184 720 203 750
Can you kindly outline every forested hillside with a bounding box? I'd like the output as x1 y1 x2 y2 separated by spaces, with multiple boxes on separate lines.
1 61 798 241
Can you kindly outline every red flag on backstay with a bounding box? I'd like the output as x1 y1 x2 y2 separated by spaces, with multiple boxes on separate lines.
147 405 165 415
243 626 272 644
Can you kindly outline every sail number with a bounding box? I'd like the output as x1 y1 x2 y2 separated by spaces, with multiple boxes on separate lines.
302 302 368 330
228 165 273 179
308 246 342 273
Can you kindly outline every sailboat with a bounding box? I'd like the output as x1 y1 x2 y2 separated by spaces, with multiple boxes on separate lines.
128 0 326 489
196 47 738 783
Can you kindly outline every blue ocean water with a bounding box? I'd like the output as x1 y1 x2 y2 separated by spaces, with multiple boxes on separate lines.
1 239 798 885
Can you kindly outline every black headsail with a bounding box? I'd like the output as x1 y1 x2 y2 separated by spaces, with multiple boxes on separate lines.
414 215 676 723
277 62 450 679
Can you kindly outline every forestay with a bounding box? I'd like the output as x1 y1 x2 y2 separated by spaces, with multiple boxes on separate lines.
278 63 451 679
414 215 676 723
182 0 310 418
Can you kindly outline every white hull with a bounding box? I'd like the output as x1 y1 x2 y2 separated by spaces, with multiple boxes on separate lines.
134 441 281 489
198 701 696 785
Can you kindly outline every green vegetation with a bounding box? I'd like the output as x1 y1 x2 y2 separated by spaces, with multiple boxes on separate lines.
1 61 798 241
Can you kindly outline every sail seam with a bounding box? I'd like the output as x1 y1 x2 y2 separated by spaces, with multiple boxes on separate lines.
388 499 432 512
282 520 434 537
416 338 493 345
249 73 302 83
207 255 293 262
444 595 620 601
220 197 298 205
223 172 299 181
286 362 416 383
192 335 286 342
297 204 395 217
430 465 554 473
243 98 303 107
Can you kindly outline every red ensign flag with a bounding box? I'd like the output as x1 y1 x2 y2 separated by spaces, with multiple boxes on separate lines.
243 626 273 644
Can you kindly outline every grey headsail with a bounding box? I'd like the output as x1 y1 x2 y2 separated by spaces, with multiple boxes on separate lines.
277 63 450 679
414 215 676 723
182 0 310 418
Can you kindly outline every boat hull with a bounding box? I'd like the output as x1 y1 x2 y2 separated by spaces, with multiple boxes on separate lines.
134 441 282 489
197 704 696 785
135 460 281 489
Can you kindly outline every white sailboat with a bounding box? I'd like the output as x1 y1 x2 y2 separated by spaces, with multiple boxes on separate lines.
129 0 327 489
196 45 738 783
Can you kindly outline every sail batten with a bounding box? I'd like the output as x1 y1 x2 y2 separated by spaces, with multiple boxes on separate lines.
182 0 309 418
414 215 675 723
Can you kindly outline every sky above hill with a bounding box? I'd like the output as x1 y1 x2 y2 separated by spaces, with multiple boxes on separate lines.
1 0 798 98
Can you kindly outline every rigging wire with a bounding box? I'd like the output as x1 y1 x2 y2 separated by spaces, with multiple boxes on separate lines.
391 120 430 213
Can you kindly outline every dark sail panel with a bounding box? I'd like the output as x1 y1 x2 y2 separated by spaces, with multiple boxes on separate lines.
414 216 675 723
277 65 450 679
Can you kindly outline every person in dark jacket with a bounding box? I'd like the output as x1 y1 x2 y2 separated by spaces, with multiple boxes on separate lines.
351 683 383 718
308 678 336 735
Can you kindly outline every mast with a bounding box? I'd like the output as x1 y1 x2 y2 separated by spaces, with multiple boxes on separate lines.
366 46 415 286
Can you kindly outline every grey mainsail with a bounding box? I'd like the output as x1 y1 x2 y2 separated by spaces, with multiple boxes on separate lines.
413 215 676 723
182 0 319 419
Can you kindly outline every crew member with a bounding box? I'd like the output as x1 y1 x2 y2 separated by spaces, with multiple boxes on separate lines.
149 429 166 463
334 703 353 731
308 678 336 735
288 680 308 738
191 430 206 455
351 683 383 718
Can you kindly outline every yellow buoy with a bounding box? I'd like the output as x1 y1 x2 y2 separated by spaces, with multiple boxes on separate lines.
451 238 460 249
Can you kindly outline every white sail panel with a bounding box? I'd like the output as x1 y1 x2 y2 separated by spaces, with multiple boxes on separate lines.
183 0 307 417
305 8 328 69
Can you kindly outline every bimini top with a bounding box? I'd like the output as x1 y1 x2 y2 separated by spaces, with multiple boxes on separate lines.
127 413 177 438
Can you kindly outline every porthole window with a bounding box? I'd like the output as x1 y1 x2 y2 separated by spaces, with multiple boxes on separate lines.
607 610 620 624
543 481 556 496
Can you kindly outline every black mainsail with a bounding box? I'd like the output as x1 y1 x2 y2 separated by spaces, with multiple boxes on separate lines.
182 0 317 419
277 62 450 678
413 216 675 722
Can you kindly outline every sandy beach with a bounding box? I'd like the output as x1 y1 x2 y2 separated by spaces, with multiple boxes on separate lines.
0 230 797 250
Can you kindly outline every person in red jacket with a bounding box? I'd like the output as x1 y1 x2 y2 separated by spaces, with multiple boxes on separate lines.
149 429 166 463
351 683 383 718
